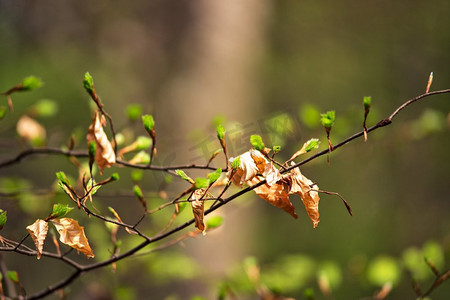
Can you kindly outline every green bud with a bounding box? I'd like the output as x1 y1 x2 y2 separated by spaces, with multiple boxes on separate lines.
273 145 281 153
231 156 241 169
177 202 187 213
110 172 120 181
135 136 152 150
250 134 265 151
88 141 97 158
56 171 71 186
130 151 150 164
22 76 43 91
320 111 335 129
142 114 155 132
194 177 210 189
51 204 74 218
126 104 143 122
175 169 194 184
7 271 19 283
206 216 224 229
207 168 222 184
133 185 143 199
363 96 372 109
0 210 7 230
87 178 101 195
216 124 225 140
83 72 94 94
304 138 320 152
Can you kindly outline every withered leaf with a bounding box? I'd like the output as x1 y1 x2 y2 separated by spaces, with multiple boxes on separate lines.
17 115 46 143
87 111 115 174
286 163 320 228
228 150 267 187
249 177 298 219
26 219 49 259
51 218 94 258
190 189 206 231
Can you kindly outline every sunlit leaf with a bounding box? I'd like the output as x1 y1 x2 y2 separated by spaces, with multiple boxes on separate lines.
51 204 74 218
206 216 224 229
22 76 43 91
175 170 195 184
142 114 155 132
26 219 49 259
51 218 94 258
250 135 265 151
320 111 335 129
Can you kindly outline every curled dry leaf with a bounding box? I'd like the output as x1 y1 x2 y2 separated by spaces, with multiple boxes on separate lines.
285 163 320 228
51 218 94 258
17 115 46 143
87 111 116 174
190 189 206 231
26 219 49 259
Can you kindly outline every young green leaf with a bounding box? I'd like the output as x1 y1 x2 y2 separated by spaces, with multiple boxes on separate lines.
56 171 71 186
83 72 94 94
175 170 195 184
128 151 150 164
135 136 152 151
304 138 320 152
87 178 101 195
126 104 142 122
273 145 281 153
320 111 335 129
216 124 226 140
88 140 97 158
22 76 43 91
0 209 7 230
7 271 19 283
250 134 265 151
206 216 224 229
207 168 222 184
142 114 155 132
231 156 241 169
51 204 74 218
110 172 120 181
0 106 6 120
194 177 210 190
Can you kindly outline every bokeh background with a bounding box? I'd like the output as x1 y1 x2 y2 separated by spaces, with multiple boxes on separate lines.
0 0 449 299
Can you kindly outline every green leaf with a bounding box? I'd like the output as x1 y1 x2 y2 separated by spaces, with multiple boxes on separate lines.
367 256 400 286
110 172 120 181
7 271 19 283
178 202 187 213
130 151 150 164
135 136 152 151
0 106 6 120
175 170 194 184
126 104 143 122
83 72 94 94
133 185 143 199
206 216 224 229
87 178 101 195
231 156 241 169
363 96 372 109
131 170 143 182
142 114 155 132
56 171 71 186
207 168 222 184
304 138 320 152
51 203 74 218
88 141 97 158
0 209 7 230
216 124 226 140
194 177 210 190
22 76 43 91
272 145 281 153
250 134 265 151
33 99 58 117
320 111 335 129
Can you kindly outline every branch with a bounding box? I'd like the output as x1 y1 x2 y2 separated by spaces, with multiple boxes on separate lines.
18 89 450 299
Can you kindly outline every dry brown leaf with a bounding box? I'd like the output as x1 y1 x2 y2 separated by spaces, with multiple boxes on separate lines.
286 163 320 228
228 150 267 187
16 115 46 143
26 219 49 259
87 111 116 174
51 218 94 258
249 177 298 219
262 162 282 186
190 189 206 231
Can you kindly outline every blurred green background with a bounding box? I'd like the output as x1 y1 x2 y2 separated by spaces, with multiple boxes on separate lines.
0 0 449 299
